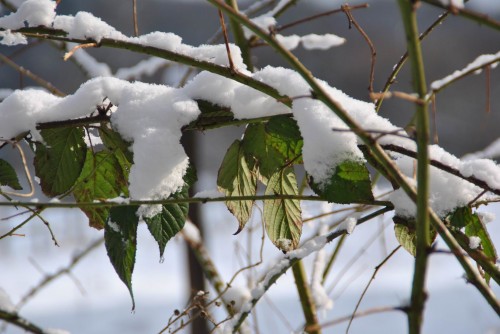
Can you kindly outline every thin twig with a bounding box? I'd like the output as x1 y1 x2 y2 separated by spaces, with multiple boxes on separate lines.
218 9 236 73
346 246 401 333
305 305 407 332
0 309 52 334
342 4 376 94
132 0 139 36
276 3 369 32
63 42 98 61
0 142 35 198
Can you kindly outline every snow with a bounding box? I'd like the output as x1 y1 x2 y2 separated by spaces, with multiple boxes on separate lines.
438 0 465 8
300 33 346 50
107 220 121 233
478 212 495 224
275 34 301 50
181 221 201 243
221 285 251 313
469 236 481 249
337 216 357 235
430 51 500 91
66 43 112 78
460 159 500 190
0 29 26 45
310 225 333 314
0 0 55 30
462 137 500 160
53 12 127 42
243 15 276 39
0 287 15 312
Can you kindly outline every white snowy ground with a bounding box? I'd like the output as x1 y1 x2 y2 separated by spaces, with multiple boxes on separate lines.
0 192 499 334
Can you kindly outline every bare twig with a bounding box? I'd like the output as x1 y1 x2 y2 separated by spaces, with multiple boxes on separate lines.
277 4 369 32
132 0 139 36
63 42 98 61
346 246 401 333
218 9 236 73
342 4 376 94
0 309 52 334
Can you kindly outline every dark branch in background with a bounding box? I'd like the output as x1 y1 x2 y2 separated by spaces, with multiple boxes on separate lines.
0 53 65 96
341 4 376 94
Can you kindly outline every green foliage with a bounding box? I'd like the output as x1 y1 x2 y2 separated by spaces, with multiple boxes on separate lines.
264 167 302 252
188 100 234 130
394 216 437 257
34 128 87 196
144 166 196 259
73 150 130 229
309 160 373 204
0 158 22 190
217 140 257 233
464 210 498 267
104 205 139 310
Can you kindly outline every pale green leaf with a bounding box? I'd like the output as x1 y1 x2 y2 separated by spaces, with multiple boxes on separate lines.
0 159 22 190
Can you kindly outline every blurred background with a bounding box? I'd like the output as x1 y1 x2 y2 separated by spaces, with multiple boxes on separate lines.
0 0 499 333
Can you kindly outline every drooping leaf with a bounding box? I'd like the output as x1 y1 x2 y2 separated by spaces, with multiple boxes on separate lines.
34 128 87 196
242 123 285 182
310 160 373 204
0 159 22 190
73 150 130 229
265 116 303 163
104 205 139 310
393 216 437 257
465 211 498 266
217 140 257 233
263 167 302 252
144 165 196 259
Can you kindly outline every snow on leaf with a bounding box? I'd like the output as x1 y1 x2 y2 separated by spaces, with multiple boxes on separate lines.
263 167 302 252
217 140 257 233
104 205 139 310
465 212 498 267
34 128 87 197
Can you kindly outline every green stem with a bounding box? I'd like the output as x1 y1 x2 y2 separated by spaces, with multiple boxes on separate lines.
397 2 431 334
224 0 253 71
206 1 500 329
292 261 321 334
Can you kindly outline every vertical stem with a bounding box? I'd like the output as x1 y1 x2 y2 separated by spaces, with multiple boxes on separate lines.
224 0 254 71
397 2 431 334
292 261 321 334
132 0 139 36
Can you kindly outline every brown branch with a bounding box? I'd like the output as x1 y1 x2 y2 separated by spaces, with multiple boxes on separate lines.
276 3 369 32
218 9 236 73
342 4 376 94
0 309 52 334
132 0 139 36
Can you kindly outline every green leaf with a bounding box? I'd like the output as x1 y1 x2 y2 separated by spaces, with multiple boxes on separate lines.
98 126 133 171
265 116 303 163
448 206 475 229
144 165 196 259
217 140 257 233
34 128 87 196
465 212 498 265
104 205 139 310
73 150 130 229
0 159 22 190
187 100 234 130
394 216 437 257
242 123 285 182
310 160 373 204
264 167 302 252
